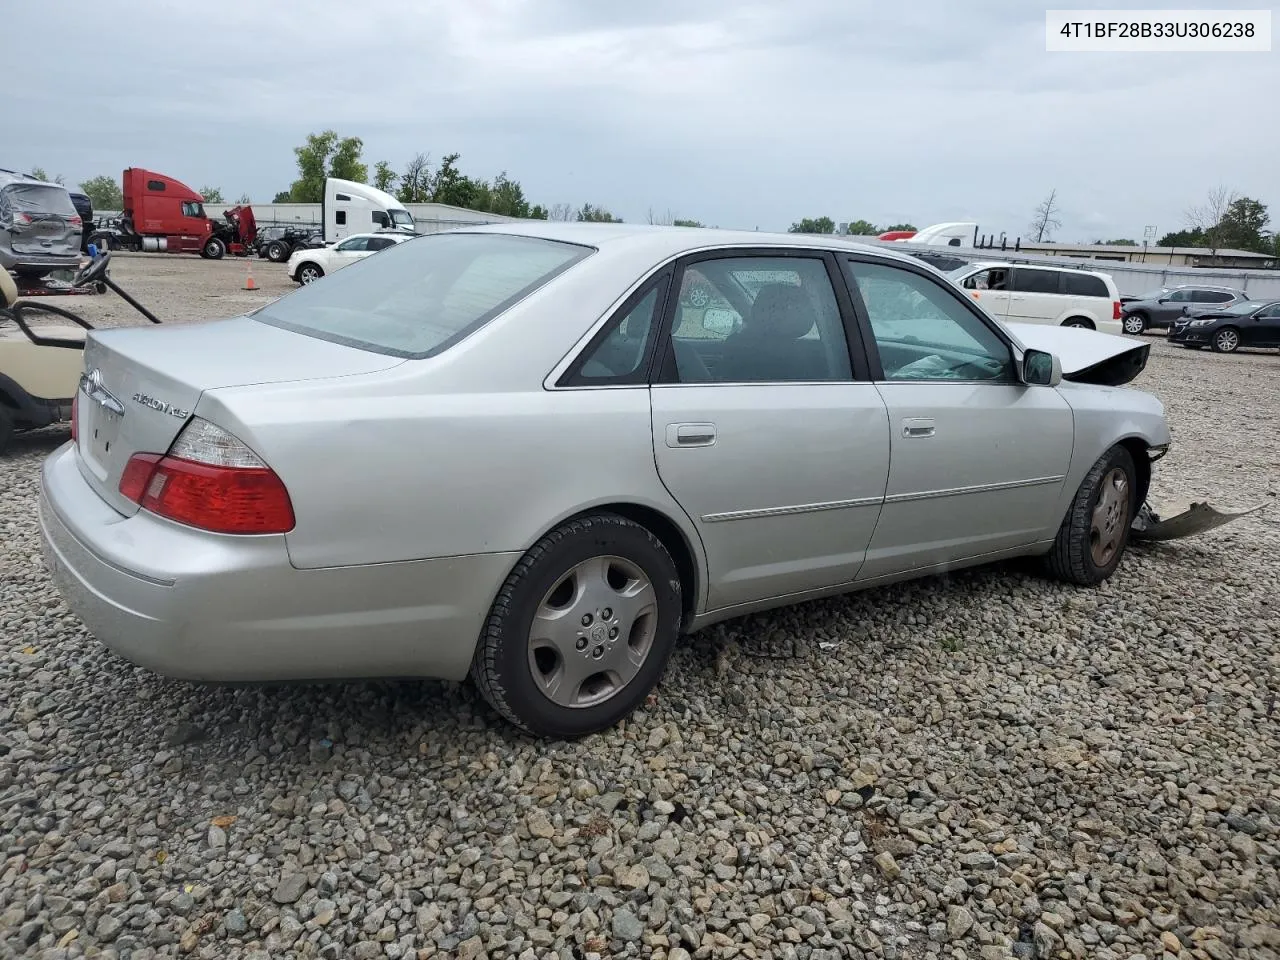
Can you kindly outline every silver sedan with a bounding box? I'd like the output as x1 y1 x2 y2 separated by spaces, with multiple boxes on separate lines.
39 223 1173 737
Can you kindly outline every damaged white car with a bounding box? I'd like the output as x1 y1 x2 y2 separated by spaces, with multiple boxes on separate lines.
37 225 1256 739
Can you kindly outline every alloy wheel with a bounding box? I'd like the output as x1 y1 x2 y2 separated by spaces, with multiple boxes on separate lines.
527 555 658 709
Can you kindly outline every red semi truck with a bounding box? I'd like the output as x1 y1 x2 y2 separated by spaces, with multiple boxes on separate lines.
88 168 257 260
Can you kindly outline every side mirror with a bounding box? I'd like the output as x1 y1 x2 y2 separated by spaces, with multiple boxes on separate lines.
1023 349 1062 387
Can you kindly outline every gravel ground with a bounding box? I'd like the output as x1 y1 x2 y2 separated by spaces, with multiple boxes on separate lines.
2 258 1278 959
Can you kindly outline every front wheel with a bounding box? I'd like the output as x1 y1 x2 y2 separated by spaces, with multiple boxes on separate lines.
1042 444 1137 586
296 263 323 284
1122 312 1147 335
203 237 226 260
1211 327 1240 353
470 513 683 738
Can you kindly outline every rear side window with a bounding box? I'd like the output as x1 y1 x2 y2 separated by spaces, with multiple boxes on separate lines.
255 233 592 358
1062 273 1109 297
1198 290 1234 302
1011 268 1060 294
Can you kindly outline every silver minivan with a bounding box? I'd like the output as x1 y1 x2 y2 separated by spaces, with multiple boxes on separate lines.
0 170 83 277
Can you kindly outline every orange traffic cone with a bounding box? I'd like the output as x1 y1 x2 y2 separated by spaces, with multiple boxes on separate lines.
244 260 257 291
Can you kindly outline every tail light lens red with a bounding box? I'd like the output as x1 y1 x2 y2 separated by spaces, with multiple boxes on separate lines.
1113 300 1122 320
118 418 294 534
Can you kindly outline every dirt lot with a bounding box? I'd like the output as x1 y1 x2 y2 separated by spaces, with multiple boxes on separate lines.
1 255 1278 959
41 252 298 329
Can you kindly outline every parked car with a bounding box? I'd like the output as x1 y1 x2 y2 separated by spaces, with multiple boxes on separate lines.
1167 299 1280 352
286 231 412 284
1119 284 1246 334
66 190 95 253
41 223 1178 738
948 261 1123 335
0 169 83 277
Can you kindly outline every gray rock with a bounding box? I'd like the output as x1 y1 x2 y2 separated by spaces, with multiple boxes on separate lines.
612 908 644 941
272 873 309 905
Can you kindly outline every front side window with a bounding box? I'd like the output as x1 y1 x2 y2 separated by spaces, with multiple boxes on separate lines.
664 256 852 384
254 233 592 358
335 236 369 252
181 201 205 218
1257 303 1280 318
846 260 1013 382
372 210 389 227
961 267 1009 291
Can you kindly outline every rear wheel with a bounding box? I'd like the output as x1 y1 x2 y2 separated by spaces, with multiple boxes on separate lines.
203 237 226 260
1122 312 1148 335
297 263 323 284
470 513 682 738
1062 317 1094 329
1212 327 1240 353
266 240 288 262
1042 444 1137 586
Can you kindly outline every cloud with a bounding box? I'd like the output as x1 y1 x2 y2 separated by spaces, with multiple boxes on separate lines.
3 0 1275 238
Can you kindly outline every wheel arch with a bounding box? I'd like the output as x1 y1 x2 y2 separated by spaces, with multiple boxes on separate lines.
1115 435 1153 506
532 500 705 630
1061 315 1096 329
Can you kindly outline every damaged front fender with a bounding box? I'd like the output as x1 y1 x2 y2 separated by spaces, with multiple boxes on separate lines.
1131 499 1269 542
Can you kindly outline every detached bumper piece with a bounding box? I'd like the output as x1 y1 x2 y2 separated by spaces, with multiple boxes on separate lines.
1130 499 1269 542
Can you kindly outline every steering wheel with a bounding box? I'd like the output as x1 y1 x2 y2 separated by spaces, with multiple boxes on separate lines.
72 246 112 288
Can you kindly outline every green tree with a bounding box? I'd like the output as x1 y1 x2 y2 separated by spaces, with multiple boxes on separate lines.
431 153 486 209
789 216 835 234
236 192 252 204
272 190 292 203
79 175 123 210
487 171 533 217
288 130 367 202
883 222 916 232
1157 228 1205 247
199 186 225 203
1218 197 1270 253
1094 238 1137 246
576 203 622 222
845 219 880 236
396 153 433 204
372 160 398 193
673 218 704 227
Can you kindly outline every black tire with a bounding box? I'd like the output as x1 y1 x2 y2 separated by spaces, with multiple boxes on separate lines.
203 237 226 260
266 240 288 263
1211 327 1240 353
1042 444 1138 587
1122 312 1148 335
1062 317 1094 330
470 513 682 738
296 263 323 284
0 406 13 455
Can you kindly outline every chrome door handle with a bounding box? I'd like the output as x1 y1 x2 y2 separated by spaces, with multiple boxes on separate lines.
667 422 717 447
902 418 935 439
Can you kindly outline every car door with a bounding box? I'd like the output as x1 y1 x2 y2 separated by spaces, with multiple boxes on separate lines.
1243 302 1280 346
957 267 1013 320
1153 289 1193 326
648 250 892 611
1006 267 1063 325
841 256 1075 580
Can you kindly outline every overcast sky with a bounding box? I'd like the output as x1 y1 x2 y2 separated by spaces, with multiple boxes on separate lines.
6 1 1276 239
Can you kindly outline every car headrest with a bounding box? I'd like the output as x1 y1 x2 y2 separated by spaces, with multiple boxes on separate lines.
745 284 817 340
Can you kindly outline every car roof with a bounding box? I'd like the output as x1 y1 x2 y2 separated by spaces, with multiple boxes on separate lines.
960 259 1111 278
442 220 928 268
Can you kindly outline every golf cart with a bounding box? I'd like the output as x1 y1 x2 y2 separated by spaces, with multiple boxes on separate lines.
1 249 160 453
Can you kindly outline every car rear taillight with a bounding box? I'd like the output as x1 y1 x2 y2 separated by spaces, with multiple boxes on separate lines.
67 215 82 227
14 212 32 224
118 418 295 534
1113 300 1122 320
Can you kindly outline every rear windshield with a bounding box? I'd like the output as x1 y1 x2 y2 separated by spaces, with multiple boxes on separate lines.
254 232 593 358
0 183 79 219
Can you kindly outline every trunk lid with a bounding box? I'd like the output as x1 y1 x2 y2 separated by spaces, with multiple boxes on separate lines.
75 316 405 516
1 183 80 257
1000 320 1151 386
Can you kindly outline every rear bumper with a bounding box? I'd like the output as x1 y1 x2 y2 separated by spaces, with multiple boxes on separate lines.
1 251 81 274
38 442 518 683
